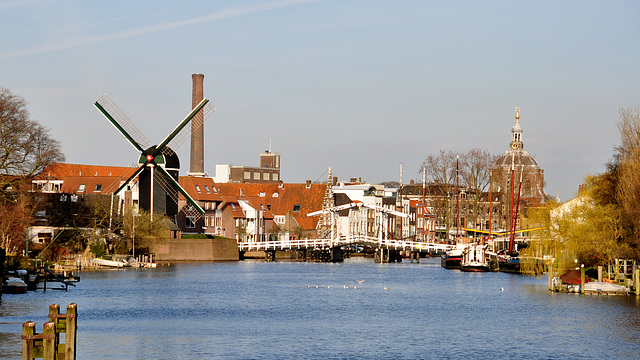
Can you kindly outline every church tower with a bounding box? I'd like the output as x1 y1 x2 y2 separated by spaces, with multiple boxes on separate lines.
491 106 547 231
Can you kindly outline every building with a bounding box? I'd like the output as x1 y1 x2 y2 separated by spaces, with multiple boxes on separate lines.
213 151 281 183
491 107 547 232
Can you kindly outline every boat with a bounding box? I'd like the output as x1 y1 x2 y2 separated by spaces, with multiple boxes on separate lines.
91 257 128 268
497 250 521 273
460 244 492 272
2 276 28 294
441 244 465 269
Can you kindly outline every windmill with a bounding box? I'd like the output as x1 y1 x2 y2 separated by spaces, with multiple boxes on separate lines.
94 94 215 222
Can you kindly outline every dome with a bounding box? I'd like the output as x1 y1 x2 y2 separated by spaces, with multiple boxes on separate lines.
493 150 540 169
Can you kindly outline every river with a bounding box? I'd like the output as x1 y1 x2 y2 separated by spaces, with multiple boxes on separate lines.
1 257 639 359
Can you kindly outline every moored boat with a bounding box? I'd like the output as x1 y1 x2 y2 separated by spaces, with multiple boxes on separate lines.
441 244 465 269
460 244 491 272
2 276 27 294
91 257 128 268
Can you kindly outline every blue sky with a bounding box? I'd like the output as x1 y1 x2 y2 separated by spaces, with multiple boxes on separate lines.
2 0 639 201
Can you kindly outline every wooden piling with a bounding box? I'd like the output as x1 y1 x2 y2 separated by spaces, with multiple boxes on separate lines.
22 304 77 360
636 268 639 297
42 322 56 360
21 321 35 360
580 264 585 295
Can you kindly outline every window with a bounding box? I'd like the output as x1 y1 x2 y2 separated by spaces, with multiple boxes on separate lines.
186 216 195 228
213 186 218 193
95 184 102 192
230 203 236 210
293 204 301 212
195 185 201 193
263 173 270 181
254 172 260 180
259 192 265 197
272 192 279 198
244 172 251 180
205 185 210 194
78 184 86 192
273 174 279 181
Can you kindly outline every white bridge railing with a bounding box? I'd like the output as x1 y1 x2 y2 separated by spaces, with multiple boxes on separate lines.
238 235 454 253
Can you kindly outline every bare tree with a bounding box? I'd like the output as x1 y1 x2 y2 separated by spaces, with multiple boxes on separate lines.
418 149 458 238
459 148 498 231
615 104 640 252
0 87 65 201
0 88 65 255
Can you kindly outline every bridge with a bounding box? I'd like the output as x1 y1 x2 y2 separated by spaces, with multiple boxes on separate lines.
238 236 455 262
239 201 455 262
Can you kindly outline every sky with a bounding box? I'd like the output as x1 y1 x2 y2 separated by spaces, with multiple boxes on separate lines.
2 0 639 202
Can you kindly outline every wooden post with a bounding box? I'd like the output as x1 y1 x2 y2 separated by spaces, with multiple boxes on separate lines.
580 264 585 295
22 321 36 360
65 303 78 360
636 268 639 297
42 322 56 360
548 261 553 291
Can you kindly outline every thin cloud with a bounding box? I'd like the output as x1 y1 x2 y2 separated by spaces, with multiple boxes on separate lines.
0 0 318 60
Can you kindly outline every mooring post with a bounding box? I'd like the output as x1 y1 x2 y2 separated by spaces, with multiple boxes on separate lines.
21 321 36 360
547 260 553 291
635 268 639 297
580 264 585 295
65 303 78 360
42 322 56 360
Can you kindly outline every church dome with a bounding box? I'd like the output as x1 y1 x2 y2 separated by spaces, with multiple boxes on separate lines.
494 150 540 169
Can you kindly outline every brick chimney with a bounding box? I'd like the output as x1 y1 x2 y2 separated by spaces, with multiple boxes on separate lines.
189 73 205 176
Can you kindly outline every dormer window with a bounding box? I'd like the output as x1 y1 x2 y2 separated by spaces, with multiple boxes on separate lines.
293 204 301 212
78 184 86 192
195 185 201 193
205 185 210 194
95 184 102 192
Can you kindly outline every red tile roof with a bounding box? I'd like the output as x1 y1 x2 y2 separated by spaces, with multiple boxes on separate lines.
179 176 222 202
211 182 327 230
39 163 136 178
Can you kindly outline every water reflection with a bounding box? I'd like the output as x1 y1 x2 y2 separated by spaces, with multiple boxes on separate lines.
1 258 639 359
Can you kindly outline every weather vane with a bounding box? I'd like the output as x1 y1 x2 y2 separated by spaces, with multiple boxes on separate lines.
515 105 520 120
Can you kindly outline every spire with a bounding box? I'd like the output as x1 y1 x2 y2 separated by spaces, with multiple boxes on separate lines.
510 105 523 151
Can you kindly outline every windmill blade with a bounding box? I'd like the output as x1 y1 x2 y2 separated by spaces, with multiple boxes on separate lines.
102 166 142 194
94 94 150 152
160 102 216 157
156 98 209 153
155 165 204 214
113 164 147 195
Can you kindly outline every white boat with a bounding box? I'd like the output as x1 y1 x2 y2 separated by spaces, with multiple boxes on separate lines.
460 244 491 272
91 257 127 268
3 277 28 293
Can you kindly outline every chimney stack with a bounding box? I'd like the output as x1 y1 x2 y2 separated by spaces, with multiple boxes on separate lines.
189 73 205 176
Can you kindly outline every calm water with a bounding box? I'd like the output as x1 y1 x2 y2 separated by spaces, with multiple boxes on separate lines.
1 257 639 359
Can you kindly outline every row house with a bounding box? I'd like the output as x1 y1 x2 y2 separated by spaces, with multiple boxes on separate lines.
332 183 436 241
180 178 326 242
